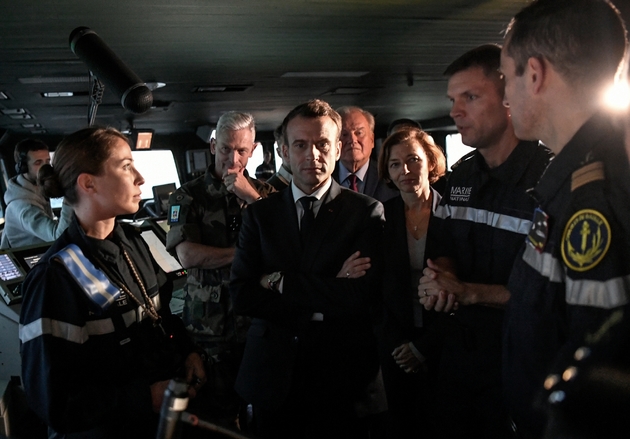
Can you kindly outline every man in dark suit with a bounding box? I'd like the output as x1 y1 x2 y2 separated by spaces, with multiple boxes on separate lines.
230 99 386 439
333 106 398 203
266 124 292 191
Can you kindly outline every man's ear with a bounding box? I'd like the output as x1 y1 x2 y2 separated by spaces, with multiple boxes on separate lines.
527 56 547 95
249 141 258 158
76 173 95 194
210 138 216 155
282 143 290 162
334 140 342 161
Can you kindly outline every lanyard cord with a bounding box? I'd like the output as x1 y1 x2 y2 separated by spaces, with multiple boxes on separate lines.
119 248 161 324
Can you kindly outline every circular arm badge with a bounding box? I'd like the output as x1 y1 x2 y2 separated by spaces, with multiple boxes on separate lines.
561 209 611 272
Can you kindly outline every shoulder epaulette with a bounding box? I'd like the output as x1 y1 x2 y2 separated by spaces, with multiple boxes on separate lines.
571 161 605 192
53 244 121 312
450 150 477 170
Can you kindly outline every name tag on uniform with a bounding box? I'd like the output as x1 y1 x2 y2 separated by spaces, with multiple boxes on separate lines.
170 205 181 223
527 208 549 253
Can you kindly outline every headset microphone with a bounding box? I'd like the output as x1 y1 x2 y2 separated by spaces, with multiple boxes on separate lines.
69 26 153 114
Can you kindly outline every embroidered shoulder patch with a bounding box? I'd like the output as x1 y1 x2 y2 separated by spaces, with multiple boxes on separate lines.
571 161 604 192
561 209 611 272
527 207 549 253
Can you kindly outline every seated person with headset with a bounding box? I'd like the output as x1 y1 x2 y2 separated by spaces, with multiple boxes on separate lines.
0 138 73 249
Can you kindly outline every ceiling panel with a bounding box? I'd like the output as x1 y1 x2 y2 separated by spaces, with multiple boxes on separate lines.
0 0 627 136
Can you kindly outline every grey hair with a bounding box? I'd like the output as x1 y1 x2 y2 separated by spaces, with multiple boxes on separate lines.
336 106 375 132
216 111 256 138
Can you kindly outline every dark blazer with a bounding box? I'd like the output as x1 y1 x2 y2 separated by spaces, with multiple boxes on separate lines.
230 180 385 410
332 158 399 203
381 190 442 358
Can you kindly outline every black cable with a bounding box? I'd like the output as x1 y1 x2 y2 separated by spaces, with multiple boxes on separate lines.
87 71 104 126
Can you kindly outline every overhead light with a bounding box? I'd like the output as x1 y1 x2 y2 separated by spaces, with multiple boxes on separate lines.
323 87 371 96
604 79 630 110
42 92 75 98
10 114 33 120
0 91 8 100
193 85 252 92
195 86 226 92
145 82 166 91
1 108 27 115
19 76 89 84
282 72 369 78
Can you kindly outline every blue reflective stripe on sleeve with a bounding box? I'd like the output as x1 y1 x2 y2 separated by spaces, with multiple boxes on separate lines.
566 275 630 309
53 244 121 311
523 244 565 282
434 204 449 219
434 205 532 234
19 317 116 344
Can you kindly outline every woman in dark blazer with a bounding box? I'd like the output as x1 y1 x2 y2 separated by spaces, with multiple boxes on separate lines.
377 127 446 438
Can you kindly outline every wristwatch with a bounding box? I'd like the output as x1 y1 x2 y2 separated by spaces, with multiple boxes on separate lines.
267 271 283 291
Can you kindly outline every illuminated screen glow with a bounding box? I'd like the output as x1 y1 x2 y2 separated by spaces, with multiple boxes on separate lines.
50 149 181 202
135 132 153 150
0 254 23 282
445 133 475 171
245 142 265 178
132 150 181 200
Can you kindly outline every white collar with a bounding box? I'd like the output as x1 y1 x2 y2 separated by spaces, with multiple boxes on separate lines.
290 177 332 204
338 160 370 183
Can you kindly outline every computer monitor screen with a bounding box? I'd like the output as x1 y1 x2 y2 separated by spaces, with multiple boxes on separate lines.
133 130 153 150
140 230 183 273
132 150 181 200
50 149 181 203
153 183 176 217
0 254 23 282
186 149 210 174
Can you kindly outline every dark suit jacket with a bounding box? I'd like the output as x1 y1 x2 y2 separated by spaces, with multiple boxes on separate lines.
332 159 399 203
230 180 385 410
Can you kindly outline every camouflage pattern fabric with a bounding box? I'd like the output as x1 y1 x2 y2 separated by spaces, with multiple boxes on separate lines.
166 168 274 344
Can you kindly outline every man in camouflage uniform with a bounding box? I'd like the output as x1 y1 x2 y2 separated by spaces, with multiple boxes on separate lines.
166 111 274 425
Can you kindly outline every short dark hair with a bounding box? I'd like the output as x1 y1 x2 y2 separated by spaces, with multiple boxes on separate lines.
444 44 503 80
39 127 129 204
13 138 48 163
14 138 48 164
273 124 284 146
387 118 422 137
282 99 342 145
505 0 628 88
378 127 446 187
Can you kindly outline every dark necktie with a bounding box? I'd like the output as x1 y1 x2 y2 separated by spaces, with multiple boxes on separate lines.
347 174 359 192
299 196 316 245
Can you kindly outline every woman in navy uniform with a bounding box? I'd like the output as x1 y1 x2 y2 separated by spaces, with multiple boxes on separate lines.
19 127 206 439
